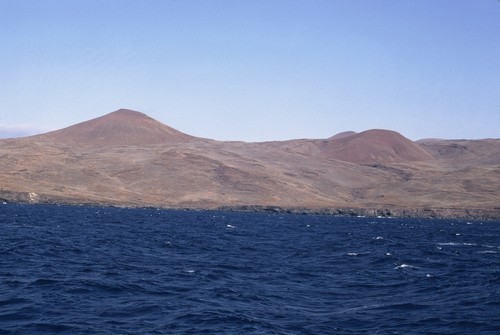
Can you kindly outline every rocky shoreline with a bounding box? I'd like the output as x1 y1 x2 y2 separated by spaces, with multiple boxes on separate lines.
2 190 499 221
215 205 500 221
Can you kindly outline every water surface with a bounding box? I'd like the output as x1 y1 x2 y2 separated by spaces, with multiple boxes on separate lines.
1 205 499 334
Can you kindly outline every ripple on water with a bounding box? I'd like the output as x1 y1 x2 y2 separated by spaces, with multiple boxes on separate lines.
0 205 499 334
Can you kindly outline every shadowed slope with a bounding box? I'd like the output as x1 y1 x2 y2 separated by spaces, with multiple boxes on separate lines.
419 138 500 165
39 109 194 146
320 129 433 164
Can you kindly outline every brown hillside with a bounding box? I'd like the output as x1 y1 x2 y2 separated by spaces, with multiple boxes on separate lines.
37 109 194 146
320 129 434 164
1 110 499 219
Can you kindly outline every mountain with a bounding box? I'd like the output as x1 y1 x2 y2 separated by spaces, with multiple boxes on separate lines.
37 109 193 146
1 109 499 219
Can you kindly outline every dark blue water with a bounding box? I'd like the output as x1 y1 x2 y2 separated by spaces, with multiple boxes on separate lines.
1 205 499 334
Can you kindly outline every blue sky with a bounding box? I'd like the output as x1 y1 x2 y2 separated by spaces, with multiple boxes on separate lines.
1 0 499 141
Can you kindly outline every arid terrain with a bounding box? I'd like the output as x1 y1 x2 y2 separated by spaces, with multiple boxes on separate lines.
1 109 499 219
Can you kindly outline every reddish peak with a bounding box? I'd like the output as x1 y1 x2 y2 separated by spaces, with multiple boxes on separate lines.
39 109 194 147
322 129 433 164
107 108 148 117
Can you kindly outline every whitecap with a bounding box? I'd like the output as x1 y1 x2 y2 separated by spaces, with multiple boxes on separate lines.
395 264 414 269
226 224 235 229
346 252 358 256
438 242 476 247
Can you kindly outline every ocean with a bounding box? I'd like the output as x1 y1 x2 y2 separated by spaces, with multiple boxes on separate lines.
0 204 499 334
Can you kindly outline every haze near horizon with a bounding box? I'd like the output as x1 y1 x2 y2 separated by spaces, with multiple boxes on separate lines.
1 0 499 141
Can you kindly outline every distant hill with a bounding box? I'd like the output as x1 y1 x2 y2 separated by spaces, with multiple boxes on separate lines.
319 129 434 164
1 109 499 219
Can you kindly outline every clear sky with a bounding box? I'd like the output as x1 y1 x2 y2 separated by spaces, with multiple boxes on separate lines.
1 0 499 141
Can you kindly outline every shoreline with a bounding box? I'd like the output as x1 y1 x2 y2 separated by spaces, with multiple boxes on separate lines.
214 205 500 221
1 190 499 221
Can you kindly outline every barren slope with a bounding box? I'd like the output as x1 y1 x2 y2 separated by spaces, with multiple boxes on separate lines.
38 109 194 146
1 110 499 219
